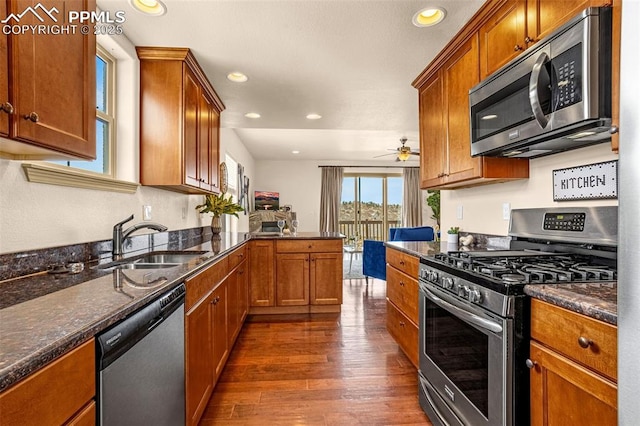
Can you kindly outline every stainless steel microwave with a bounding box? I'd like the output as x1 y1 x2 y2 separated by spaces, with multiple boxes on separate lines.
469 7 613 158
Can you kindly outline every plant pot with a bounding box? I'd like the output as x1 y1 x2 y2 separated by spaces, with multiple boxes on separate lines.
447 233 459 244
211 215 222 235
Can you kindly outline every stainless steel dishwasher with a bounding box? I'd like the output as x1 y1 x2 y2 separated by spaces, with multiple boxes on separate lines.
97 283 186 426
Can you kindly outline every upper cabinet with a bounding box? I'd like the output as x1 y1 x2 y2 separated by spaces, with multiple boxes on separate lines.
413 0 620 190
137 47 224 194
0 0 96 159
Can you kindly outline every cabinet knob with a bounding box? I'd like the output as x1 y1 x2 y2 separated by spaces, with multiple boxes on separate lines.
514 44 523 51
525 359 537 369
24 112 39 122
400 281 405 286
399 321 405 327
308 245 312 249
399 260 405 266
578 336 593 349
610 126 619 134
1 102 14 114
525 36 535 44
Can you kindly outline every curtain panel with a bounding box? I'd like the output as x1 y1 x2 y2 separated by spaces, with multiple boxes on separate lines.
402 167 421 227
319 166 344 233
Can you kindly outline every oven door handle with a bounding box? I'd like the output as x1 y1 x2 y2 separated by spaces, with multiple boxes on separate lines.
423 288 503 334
529 51 550 129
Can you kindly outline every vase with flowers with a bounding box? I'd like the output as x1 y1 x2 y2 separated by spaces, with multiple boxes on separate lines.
196 193 244 237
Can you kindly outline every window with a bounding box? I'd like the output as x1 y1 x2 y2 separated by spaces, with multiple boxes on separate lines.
340 173 403 241
52 45 115 175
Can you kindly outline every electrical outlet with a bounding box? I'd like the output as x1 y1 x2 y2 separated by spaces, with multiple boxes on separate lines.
143 205 152 221
502 203 511 220
456 205 463 220
181 207 187 219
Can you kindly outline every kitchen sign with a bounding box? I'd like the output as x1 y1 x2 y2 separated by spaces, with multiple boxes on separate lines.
553 160 618 201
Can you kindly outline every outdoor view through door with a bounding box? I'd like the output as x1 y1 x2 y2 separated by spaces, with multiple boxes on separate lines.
340 175 402 243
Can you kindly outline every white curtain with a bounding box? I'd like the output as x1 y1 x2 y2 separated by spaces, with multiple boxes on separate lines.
402 167 421 227
319 166 344 233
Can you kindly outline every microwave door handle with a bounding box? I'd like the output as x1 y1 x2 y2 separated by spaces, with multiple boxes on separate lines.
529 51 550 128
424 287 503 334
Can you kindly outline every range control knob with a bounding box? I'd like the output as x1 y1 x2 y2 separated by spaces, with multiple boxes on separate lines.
458 285 469 298
429 271 439 282
442 277 454 290
468 288 483 304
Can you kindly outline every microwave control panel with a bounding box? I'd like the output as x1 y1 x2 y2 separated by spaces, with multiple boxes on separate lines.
543 212 586 232
552 44 582 110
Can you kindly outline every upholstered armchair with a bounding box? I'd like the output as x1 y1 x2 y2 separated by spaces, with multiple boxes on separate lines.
362 226 435 282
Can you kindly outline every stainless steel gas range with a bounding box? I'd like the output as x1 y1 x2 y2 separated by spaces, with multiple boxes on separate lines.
417 207 617 426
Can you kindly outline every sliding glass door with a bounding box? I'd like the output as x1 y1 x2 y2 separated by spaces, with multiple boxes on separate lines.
340 174 402 242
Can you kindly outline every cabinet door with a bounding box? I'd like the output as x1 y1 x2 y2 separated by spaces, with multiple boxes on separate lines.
310 252 342 305
184 67 200 188
249 240 275 307
198 92 212 191
444 34 481 182
209 106 220 193
527 0 591 44
185 294 213 426
226 271 239 345
9 0 96 159
276 253 310 306
529 341 617 426
212 282 228 380
0 0 8 138
237 260 249 323
418 73 445 188
479 0 526 78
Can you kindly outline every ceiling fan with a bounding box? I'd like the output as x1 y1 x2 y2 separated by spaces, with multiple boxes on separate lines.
374 137 420 161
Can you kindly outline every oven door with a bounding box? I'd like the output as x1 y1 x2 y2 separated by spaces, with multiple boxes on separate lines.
418 281 513 426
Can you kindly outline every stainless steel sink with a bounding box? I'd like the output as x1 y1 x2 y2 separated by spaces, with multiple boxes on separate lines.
97 250 208 270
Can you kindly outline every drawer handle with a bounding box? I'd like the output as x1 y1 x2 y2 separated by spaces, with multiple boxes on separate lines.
578 336 593 349
399 260 405 265
1 102 14 114
400 281 405 286
514 44 523 51
24 111 39 122
308 245 312 249
525 359 537 369
399 321 405 327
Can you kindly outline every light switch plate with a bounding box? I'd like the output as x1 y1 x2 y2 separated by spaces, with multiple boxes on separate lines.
502 203 511 220
456 205 463 220
143 205 152 221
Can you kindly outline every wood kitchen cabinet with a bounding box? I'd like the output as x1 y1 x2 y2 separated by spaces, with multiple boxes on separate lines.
528 298 617 425
250 238 343 314
417 34 529 189
0 339 95 426
137 47 224 194
385 247 419 368
211 281 228 380
227 245 248 345
248 239 276 307
0 0 96 160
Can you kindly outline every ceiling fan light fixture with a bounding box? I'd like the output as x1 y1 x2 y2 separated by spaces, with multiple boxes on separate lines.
130 0 167 16
397 151 412 161
412 7 446 27
227 72 248 83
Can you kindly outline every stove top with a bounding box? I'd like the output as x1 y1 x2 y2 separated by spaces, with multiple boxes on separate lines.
433 251 617 285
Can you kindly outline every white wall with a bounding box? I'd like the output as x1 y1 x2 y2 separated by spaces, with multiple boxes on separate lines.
440 143 619 235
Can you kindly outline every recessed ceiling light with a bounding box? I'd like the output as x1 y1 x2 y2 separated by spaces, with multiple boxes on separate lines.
129 0 167 16
244 112 261 119
481 114 498 120
412 7 446 27
306 113 322 120
227 72 248 83
292 150 300 154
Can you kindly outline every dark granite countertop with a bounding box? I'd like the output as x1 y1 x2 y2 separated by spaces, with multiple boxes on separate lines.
524 282 617 325
0 231 342 392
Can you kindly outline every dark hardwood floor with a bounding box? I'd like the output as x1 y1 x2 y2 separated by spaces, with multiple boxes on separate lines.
199 278 432 425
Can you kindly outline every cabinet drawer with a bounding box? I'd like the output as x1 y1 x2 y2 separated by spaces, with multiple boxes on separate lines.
0 340 95 426
531 298 617 381
276 239 342 253
386 300 419 368
386 248 419 277
386 266 419 324
186 257 229 311
228 244 247 270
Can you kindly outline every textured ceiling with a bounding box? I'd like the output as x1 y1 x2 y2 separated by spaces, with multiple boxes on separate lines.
97 0 484 164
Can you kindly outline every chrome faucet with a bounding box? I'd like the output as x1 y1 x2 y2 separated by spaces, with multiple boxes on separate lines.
112 214 168 260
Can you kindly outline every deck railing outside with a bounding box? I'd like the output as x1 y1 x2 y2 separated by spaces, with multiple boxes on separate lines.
339 220 401 242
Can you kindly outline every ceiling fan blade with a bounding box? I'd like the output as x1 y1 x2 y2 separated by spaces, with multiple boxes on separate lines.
410 151 420 156
373 152 397 158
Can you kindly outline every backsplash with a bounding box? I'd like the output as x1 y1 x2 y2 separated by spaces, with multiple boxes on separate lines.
0 226 212 282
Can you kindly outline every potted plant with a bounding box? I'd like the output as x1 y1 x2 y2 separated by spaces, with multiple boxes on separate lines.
426 190 440 239
196 193 244 236
447 226 460 244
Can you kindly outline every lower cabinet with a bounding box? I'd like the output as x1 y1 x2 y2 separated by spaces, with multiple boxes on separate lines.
385 247 419 368
0 339 95 426
249 238 343 314
185 246 248 426
528 298 617 426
